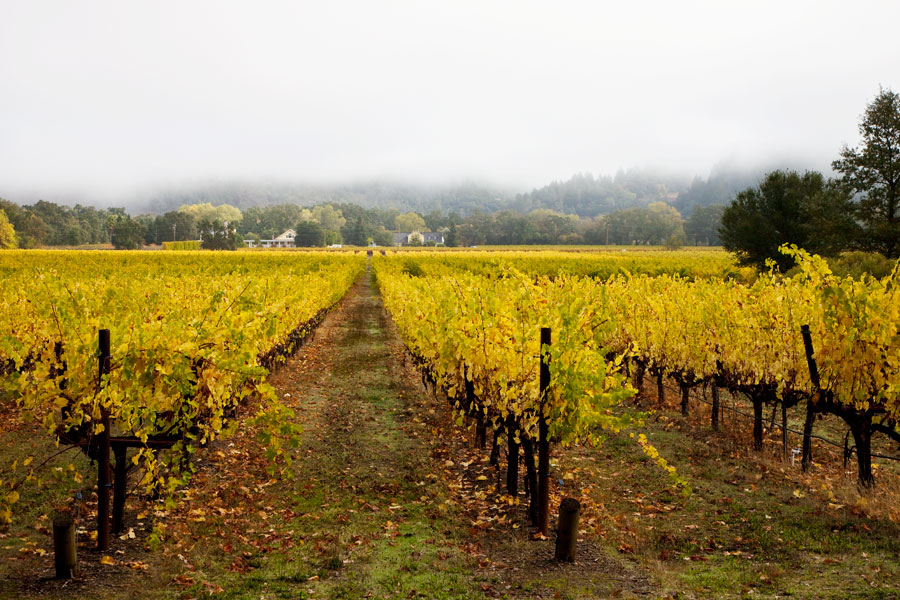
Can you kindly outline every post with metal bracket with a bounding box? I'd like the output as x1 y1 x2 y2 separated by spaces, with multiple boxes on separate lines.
537 327 551 537
97 329 112 551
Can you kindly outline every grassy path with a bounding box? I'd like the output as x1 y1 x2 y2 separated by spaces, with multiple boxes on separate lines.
162 269 488 599
260 268 482 598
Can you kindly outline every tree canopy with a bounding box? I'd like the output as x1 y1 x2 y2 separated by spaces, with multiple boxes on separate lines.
394 212 426 232
178 203 243 225
108 214 146 250
199 219 241 250
343 216 367 246
684 204 726 246
833 88 900 257
720 170 855 271
293 221 326 247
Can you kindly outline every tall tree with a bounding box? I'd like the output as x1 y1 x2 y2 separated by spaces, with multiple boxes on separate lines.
833 88 900 257
371 227 394 247
684 204 726 245
293 221 325 247
343 216 367 246
445 219 459 247
310 205 346 233
394 212 426 232
198 219 240 250
108 215 146 250
150 211 198 244
0 199 47 248
720 170 855 271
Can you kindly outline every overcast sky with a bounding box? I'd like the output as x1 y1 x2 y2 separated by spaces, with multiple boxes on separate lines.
1 1 898 202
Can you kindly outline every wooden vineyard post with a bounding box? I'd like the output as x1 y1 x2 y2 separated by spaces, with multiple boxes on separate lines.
506 414 519 496
537 327 551 537
53 513 77 579
466 375 485 449
711 382 720 431
800 325 818 472
656 372 665 406
634 361 645 394
781 402 789 462
751 393 764 451
522 437 538 526
712 352 723 432
554 497 581 562
113 445 127 534
97 329 112 551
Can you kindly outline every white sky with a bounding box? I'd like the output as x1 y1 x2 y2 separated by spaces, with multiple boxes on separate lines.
1 0 897 201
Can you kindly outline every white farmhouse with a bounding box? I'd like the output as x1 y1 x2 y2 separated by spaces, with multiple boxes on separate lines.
245 229 297 248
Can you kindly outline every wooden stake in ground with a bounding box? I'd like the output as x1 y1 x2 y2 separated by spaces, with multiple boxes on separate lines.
53 514 76 579
554 497 581 562
113 445 127 533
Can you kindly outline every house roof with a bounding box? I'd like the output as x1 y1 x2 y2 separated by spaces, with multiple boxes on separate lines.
274 229 296 241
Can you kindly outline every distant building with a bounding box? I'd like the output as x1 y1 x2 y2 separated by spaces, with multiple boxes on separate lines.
244 229 296 248
391 231 444 246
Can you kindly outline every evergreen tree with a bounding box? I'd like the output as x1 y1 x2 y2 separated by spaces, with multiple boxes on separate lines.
294 221 326 247
445 219 459 247
720 170 855 271
345 216 366 246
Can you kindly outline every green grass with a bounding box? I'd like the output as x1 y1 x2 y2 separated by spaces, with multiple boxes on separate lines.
584 410 900 598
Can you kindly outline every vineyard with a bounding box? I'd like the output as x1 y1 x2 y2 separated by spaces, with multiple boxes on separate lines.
1 247 899 598
0 251 364 530
375 247 900 489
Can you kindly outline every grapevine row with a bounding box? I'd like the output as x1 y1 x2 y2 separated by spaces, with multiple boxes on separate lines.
375 247 900 493
0 250 365 525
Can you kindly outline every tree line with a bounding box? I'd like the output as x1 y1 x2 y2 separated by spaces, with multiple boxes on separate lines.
0 196 725 250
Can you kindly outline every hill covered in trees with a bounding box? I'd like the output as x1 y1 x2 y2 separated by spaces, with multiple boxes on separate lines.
0 162 811 249
137 164 778 219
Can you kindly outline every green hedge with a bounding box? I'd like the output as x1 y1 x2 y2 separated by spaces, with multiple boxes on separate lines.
162 240 202 251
